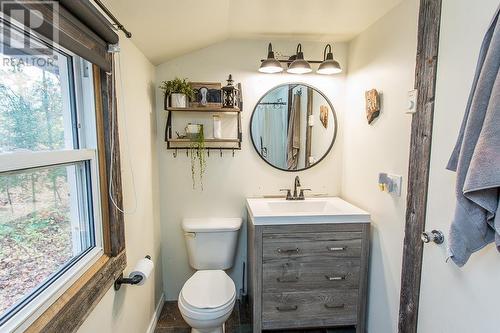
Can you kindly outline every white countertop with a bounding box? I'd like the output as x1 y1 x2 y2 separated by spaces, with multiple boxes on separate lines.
246 197 371 225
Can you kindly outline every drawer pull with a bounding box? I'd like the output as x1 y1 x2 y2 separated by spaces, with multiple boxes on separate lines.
327 246 346 252
324 303 345 309
277 276 299 283
325 275 346 281
276 305 298 312
277 247 300 254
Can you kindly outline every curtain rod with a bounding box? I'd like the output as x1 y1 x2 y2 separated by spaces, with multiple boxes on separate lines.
93 0 132 38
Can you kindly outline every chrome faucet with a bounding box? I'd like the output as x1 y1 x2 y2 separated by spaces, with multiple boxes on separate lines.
293 176 301 199
280 176 311 200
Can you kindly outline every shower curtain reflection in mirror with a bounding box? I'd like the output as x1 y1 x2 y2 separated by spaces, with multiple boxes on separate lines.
252 87 288 169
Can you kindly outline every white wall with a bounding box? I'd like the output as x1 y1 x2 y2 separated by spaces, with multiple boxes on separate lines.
418 1 500 332
155 39 348 300
77 36 163 333
343 1 418 332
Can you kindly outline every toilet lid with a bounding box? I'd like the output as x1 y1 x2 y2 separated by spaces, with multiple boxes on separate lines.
181 270 235 309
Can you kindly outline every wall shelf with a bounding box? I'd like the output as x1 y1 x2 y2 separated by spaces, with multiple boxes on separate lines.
164 82 243 152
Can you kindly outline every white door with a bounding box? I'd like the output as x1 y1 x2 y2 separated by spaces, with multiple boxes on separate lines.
418 1 500 332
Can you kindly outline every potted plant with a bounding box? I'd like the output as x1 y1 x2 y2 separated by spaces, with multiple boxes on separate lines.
160 77 195 108
188 124 206 190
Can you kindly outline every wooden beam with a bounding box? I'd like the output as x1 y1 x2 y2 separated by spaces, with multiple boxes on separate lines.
99 64 126 256
93 64 112 255
398 0 442 332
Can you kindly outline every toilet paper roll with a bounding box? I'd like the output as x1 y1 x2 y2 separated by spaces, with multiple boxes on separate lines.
129 257 154 286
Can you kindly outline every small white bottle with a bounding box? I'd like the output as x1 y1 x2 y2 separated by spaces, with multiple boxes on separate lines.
213 115 222 139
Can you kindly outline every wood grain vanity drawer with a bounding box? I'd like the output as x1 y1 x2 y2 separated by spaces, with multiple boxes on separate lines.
263 232 362 261
263 258 360 292
262 289 358 329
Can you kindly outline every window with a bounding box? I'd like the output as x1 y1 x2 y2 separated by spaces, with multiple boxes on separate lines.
0 24 103 331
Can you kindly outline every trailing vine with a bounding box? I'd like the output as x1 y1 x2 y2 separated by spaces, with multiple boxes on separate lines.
189 125 206 190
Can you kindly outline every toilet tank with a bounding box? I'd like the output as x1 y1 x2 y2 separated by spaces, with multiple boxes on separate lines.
182 218 242 270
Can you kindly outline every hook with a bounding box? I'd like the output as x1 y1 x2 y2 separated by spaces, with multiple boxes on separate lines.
186 149 189 157
220 149 223 157
232 149 235 157
207 149 210 157
173 149 177 158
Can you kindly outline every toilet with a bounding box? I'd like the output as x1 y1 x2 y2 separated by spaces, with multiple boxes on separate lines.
178 218 242 333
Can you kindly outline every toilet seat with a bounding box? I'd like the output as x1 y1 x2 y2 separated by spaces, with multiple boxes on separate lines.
179 270 236 320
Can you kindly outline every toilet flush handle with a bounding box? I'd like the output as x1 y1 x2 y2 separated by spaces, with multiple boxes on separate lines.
184 232 196 238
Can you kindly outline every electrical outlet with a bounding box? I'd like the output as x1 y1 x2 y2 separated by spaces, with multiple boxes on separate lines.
387 174 402 196
378 172 403 197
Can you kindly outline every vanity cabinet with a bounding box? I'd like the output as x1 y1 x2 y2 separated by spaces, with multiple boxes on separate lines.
247 222 370 332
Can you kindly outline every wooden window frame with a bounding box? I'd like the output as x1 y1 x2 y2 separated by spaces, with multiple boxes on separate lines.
25 64 126 333
398 0 442 332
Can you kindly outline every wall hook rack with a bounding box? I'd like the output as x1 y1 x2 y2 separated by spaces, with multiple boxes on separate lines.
171 147 239 158
114 255 151 290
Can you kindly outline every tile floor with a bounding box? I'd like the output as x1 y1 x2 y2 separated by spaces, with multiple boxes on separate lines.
154 300 251 333
154 300 355 333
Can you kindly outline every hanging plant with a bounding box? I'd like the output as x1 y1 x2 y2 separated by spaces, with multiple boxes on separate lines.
189 125 206 190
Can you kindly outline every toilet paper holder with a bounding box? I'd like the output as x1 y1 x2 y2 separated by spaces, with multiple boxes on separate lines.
114 255 152 290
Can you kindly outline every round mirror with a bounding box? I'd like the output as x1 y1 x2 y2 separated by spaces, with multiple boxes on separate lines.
250 83 337 171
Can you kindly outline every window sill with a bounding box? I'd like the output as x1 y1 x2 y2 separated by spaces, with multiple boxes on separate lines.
24 251 126 333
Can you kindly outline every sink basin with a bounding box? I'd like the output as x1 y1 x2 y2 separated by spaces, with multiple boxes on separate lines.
266 200 328 214
246 197 370 225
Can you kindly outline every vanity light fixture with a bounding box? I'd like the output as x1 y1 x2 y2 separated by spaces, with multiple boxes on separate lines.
317 44 342 75
259 42 341 75
287 43 312 74
259 43 284 73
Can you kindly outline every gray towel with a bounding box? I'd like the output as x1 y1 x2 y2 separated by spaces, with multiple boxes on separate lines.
447 5 500 267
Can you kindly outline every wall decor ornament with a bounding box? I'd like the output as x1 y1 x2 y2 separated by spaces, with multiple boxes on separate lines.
189 82 222 108
222 74 240 109
365 89 380 124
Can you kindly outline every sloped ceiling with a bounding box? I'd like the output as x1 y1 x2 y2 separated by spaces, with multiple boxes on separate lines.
104 0 403 65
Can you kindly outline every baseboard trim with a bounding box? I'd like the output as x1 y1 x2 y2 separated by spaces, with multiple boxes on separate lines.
146 293 165 333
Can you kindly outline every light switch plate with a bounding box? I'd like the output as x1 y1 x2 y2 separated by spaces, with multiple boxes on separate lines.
406 89 417 114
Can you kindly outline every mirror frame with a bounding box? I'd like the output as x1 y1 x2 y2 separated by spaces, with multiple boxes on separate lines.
249 82 338 172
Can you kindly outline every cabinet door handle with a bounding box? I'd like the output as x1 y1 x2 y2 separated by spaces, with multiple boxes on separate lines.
277 276 299 283
324 303 345 309
325 275 346 281
277 247 300 254
276 305 298 312
327 246 346 252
